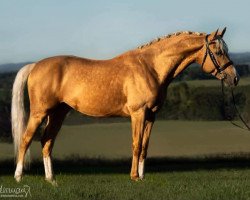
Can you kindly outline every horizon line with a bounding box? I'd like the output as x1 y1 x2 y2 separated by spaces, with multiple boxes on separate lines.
0 51 250 66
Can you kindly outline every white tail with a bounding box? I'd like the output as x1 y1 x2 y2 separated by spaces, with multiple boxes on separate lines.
11 63 36 165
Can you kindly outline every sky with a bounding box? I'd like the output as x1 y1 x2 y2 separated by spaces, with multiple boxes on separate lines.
0 0 249 64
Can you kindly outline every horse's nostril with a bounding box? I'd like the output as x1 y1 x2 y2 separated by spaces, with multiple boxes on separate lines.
234 76 239 86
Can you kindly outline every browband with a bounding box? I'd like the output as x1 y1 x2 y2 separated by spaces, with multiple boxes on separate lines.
201 34 233 75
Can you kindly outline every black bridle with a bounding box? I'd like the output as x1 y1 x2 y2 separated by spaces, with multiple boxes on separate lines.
201 34 234 77
201 34 250 131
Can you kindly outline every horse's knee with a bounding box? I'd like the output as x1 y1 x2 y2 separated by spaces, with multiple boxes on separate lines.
132 145 141 156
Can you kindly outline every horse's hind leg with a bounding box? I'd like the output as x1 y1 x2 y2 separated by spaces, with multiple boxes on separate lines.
14 112 47 182
41 103 71 185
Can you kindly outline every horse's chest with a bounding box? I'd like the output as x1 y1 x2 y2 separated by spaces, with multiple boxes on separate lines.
126 81 166 113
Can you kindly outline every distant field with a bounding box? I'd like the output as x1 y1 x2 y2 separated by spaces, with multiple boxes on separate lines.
2 120 250 160
2 121 250 200
173 76 250 87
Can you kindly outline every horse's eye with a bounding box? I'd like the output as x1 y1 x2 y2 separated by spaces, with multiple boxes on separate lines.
215 50 223 56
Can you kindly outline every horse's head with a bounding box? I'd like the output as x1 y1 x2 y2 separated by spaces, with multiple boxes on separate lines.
200 28 239 87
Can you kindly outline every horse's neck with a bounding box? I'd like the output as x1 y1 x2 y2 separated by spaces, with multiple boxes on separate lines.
140 34 205 84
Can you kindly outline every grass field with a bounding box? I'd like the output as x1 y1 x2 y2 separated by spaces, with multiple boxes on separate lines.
1 121 250 199
2 167 250 200
2 120 250 160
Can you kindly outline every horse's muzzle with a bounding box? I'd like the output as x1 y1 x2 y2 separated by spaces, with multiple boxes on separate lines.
226 74 240 87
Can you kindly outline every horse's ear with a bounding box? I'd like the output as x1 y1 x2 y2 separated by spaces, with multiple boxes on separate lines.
221 27 227 38
210 28 219 40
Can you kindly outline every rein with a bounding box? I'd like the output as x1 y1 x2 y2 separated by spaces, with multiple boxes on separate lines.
221 80 250 131
201 34 250 131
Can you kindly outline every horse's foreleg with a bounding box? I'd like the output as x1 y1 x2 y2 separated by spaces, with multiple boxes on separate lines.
14 112 46 182
130 110 146 181
41 104 70 185
138 112 155 179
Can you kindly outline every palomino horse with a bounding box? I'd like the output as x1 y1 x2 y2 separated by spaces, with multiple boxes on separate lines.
12 28 239 184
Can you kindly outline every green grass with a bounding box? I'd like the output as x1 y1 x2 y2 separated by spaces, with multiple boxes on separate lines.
2 121 250 199
1 167 250 200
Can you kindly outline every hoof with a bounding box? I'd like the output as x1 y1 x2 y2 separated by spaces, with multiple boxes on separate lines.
45 178 58 187
14 175 22 182
139 175 144 180
130 176 140 181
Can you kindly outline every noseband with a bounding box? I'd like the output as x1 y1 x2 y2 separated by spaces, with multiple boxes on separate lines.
201 34 234 77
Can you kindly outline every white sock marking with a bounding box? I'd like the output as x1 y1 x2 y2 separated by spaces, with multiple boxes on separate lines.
43 156 54 180
138 160 145 179
14 162 23 181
